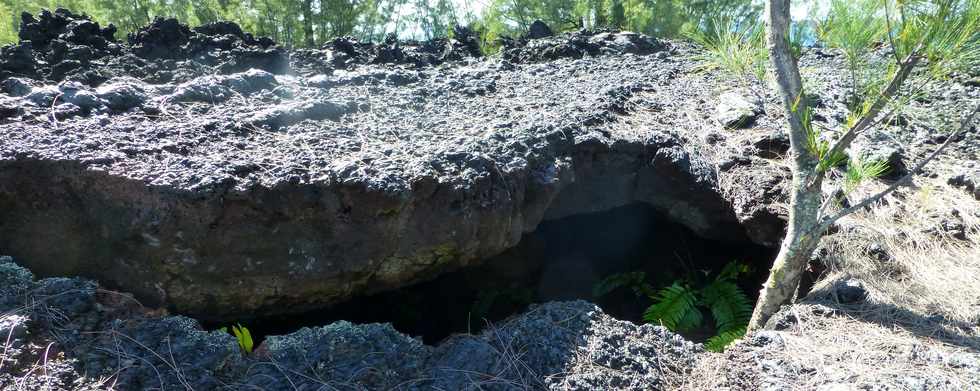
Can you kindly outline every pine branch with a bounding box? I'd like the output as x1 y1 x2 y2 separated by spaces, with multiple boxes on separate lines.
817 102 980 231
812 50 922 186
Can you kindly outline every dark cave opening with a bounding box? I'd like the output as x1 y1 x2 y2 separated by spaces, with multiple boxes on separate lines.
230 203 776 346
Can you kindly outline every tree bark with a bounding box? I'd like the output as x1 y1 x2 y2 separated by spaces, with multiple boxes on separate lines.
303 0 315 47
748 186 822 330
748 0 976 331
748 0 824 331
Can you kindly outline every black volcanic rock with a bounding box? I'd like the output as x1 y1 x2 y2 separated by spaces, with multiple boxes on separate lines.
9 12 975 321
527 20 554 39
0 24 750 319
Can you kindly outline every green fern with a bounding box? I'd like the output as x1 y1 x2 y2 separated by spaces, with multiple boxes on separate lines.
705 327 746 352
643 261 754 351
643 282 702 332
594 272 656 298
701 280 753 333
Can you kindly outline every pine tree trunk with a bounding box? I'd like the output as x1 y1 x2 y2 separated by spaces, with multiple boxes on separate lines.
747 185 822 330
747 0 825 331
303 0 315 47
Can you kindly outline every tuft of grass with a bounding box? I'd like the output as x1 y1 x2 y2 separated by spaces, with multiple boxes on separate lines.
844 158 890 193
686 16 768 83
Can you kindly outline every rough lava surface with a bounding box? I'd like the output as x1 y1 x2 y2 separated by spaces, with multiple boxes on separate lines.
2 8 978 323
1 10 759 319
3 9 980 391
0 256 700 390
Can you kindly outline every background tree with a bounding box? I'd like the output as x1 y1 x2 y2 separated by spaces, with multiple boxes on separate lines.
0 0 763 47
750 0 980 330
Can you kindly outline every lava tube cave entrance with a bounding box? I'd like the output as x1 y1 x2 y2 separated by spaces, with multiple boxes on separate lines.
223 203 776 345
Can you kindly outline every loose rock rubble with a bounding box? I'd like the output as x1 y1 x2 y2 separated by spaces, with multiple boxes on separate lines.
0 256 700 390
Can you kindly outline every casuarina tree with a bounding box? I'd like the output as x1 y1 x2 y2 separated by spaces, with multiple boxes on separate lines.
749 0 980 330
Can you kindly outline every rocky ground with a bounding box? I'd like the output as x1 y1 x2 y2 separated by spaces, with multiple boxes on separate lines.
1 256 702 390
0 9 747 319
2 8 979 391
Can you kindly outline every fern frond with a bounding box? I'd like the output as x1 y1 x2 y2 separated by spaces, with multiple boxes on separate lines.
716 261 748 282
676 302 704 332
701 281 753 333
593 272 652 298
705 327 746 352
643 282 702 332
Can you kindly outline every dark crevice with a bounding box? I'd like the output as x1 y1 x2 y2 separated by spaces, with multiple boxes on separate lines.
207 203 775 345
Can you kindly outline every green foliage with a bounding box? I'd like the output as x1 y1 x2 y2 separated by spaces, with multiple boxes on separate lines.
0 2 15 44
475 0 758 39
705 326 745 352
701 279 753 334
0 0 475 46
818 0 890 106
685 15 767 82
797 97 847 171
220 324 254 354
1 0 765 46
643 282 702 331
643 261 754 352
892 0 980 78
593 271 656 298
819 0 887 66
845 158 890 193
813 0 980 112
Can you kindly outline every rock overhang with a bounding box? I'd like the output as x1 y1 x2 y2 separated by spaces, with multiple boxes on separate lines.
0 12 773 319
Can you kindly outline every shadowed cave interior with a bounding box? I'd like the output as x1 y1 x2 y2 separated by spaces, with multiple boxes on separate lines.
206 203 776 345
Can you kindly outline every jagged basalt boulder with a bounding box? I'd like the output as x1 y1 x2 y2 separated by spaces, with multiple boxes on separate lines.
290 29 484 74
949 167 980 200
0 10 288 87
2 9 120 84
502 28 667 63
527 20 554 39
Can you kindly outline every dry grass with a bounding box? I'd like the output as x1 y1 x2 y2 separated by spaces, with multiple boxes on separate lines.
823 167 980 329
768 305 975 390
0 313 118 391
679 161 980 389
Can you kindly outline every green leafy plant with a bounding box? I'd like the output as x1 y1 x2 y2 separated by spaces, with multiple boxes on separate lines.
845 158 891 193
643 261 753 352
686 15 768 82
818 0 889 105
643 281 703 331
220 324 254 354
796 96 847 172
593 271 657 298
